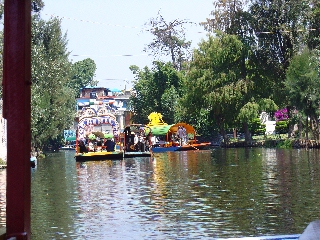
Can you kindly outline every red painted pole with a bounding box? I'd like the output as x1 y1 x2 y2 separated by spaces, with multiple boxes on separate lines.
3 1 31 239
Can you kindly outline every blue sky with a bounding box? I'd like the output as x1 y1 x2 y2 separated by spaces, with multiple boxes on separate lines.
41 1 214 90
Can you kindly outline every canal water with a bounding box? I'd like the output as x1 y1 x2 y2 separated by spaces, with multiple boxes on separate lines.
1 148 320 239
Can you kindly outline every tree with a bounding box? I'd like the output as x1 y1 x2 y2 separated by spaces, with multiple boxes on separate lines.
306 1 320 50
182 33 253 142
69 58 97 97
237 99 277 142
285 49 320 140
200 0 249 35
0 0 45 98
31 15 76 151
129 61 182 124
144 12 191 70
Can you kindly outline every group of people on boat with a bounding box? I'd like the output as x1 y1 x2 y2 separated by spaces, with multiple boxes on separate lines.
124 125 152 152
154 125 188 148
78 137 116 153
175 125 188 146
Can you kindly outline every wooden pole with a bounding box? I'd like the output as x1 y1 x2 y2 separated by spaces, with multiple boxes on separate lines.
3 0 31 239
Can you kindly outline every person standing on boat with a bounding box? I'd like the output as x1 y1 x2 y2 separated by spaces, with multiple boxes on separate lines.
182 126 187 144
177 126 184 146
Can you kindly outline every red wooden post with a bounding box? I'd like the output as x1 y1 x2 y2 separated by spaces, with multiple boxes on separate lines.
3 0 32 239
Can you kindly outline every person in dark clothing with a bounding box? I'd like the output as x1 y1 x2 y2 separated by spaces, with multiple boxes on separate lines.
104 139 115 152
79 140 88 153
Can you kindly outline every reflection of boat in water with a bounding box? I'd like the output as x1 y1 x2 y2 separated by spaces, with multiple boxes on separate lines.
146 112 211 153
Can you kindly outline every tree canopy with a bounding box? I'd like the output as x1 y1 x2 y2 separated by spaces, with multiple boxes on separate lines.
144 12 192 70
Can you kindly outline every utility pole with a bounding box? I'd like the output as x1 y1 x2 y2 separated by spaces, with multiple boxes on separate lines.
3 1 32 239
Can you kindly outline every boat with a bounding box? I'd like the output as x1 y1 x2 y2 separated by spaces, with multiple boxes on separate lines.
59 144 75 150
60 136 76 150
122 124 152 158
74 106 125 161
146 112 211 153
74 106 152 161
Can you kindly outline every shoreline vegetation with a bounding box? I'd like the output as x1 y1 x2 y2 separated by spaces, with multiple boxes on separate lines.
220 138 320 149
216 133 320 149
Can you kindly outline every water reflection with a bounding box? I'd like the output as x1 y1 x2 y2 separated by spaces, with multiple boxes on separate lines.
1 149 320 239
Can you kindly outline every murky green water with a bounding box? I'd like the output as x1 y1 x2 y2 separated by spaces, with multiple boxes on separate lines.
1 148 320 239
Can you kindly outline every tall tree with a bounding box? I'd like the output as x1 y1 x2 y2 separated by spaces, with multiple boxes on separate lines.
31 15 76 151
0 0 45 98
182 33 252 142
200 0 249 36
144 12 191 70
307 1 320 50
248 0 311 105
285 49 320 140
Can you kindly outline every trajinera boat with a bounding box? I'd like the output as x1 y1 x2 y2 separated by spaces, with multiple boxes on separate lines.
146 112 211 153
59 136 76 150
74 105 151 161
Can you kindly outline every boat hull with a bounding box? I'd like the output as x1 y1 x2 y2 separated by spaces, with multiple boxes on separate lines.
151 143 210 153
75 151 152 161
75 151 124 161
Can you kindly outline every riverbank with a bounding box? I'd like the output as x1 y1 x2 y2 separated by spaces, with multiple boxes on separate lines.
220 139 320 148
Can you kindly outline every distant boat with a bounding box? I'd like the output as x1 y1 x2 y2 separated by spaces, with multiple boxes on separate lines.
147 121 211 153
59 145 75 150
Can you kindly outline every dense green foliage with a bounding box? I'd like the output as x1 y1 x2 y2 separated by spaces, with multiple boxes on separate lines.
31 15 76 151
275 121 289 134
30 15 97 151
69 58 98 97
249 118 266 135
0 5 97 151
0 0 319 151
129 62 182 124
130 0 320 144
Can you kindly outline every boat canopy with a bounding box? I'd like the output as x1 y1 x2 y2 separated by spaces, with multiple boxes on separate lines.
169 122 196 135
149 124 173 136
149 123 196 136
66 136 76 141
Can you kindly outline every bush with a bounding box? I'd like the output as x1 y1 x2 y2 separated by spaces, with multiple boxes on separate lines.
249 118 266 135
277 139 292 149
275 120 288 134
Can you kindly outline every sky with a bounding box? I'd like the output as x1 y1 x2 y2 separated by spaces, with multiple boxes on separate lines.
41 0 214 90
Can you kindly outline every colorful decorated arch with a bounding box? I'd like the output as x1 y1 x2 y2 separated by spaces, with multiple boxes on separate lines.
77 112 119 140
